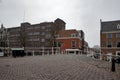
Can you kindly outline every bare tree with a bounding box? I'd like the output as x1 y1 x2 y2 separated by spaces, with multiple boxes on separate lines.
52 30 58 47
19 23 31 48
19 26 26 48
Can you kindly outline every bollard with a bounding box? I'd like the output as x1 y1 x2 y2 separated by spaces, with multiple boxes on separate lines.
111 58 116 72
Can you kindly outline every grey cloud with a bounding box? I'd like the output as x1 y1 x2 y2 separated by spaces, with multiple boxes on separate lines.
0 0 120 47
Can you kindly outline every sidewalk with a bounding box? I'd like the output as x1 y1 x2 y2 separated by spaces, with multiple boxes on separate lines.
76 55 120 80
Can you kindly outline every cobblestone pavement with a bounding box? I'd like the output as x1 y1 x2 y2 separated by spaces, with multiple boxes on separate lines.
0 54 120 80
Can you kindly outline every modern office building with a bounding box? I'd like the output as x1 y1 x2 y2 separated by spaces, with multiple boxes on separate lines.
6 18 66 56
100 20 120 61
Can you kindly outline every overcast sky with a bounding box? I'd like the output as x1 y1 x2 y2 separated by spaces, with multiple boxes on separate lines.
0 0 120 47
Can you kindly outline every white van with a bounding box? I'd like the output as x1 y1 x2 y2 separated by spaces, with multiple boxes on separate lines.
0 52 4 56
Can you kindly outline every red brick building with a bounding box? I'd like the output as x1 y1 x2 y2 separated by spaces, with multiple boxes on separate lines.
100 20 120 61
55 29 88 54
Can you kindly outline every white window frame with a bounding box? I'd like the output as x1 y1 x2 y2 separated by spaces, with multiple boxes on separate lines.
41 38 45 42
116 42 120 47
116 33 120 38
28 33 33 35
42 26 45 29
116 51 120 56
71 34 77 38
71 40 76 48
41 32 45 35
117 24 120 29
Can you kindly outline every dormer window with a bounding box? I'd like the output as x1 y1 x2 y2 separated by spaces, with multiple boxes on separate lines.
71 34 77 37
117 42 120 47
117 24 120 29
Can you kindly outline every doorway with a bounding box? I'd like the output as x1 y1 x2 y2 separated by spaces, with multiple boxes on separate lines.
107 53 112 62
116 51 120 56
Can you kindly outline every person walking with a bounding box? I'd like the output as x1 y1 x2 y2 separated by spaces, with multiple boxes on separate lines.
111 57 116 72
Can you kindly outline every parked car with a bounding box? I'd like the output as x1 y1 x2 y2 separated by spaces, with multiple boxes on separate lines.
115 56 120 63
94 53 100 59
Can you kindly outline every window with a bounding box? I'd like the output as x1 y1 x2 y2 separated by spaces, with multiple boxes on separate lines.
32 38 39 41
117 24 120 29
46 34 51 39
117 42 120 47
41 39 45 42
107 33 112 38
10 34 20 37
71 41 76 48
41 26 45 29
28 33 33 35
41 32 45 35
47 25 51 28
116 33 120 38
28 39 32 41
58 42 62 47
107 42 112 47
55 35 59 38
33 32 39 35
27 27 32 29
34 26 39 29
71 34 77 37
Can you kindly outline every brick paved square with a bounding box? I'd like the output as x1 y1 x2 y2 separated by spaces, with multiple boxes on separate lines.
0 54 119 80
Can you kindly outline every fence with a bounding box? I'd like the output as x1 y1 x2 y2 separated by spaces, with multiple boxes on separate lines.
25 47 61 56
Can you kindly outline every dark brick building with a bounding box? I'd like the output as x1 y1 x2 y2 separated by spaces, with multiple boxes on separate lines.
100 20 120 61
7 18 65 56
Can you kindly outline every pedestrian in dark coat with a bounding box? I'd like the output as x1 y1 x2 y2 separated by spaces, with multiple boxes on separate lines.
111 57 116 72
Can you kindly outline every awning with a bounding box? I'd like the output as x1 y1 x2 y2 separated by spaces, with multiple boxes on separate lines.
11 48 24 50
66 49 81 51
